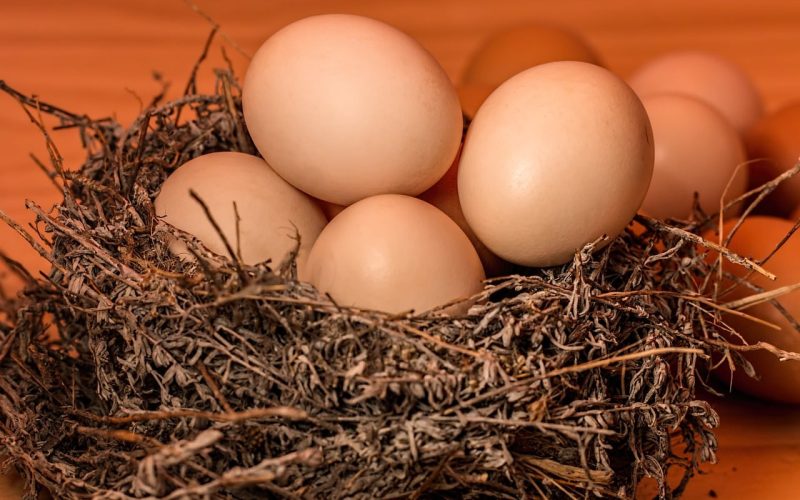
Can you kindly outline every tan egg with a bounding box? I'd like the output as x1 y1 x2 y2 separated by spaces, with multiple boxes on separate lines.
155 152 326 269
640 94 747 219
459 61 654 267
419 152 513 277
706 216 800 403
303 194 485 314
462 24 601 88
628 51 762 133
745 102 800 216
243 14 462 205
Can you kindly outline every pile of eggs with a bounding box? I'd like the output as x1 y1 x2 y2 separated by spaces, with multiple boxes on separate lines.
157 14 656 314
155 15 800 402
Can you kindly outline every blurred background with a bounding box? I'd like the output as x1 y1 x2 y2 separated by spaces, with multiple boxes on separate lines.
2 1 800 497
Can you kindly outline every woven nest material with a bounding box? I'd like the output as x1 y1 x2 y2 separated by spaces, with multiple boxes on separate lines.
0 39 796 499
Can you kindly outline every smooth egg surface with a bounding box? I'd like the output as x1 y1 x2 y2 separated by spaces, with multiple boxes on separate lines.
303 194 485 314
641 94 746 219
628 50 762 133
155 152 327 269
419 152 513 277
458 61 654 267
707 216 800 403
242 14 462 205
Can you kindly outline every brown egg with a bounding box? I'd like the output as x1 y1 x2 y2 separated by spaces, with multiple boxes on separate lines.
243 14 462 205
793 204 800 222
155 152 327 269
640 94 747 219
462 24 600 88
745 102 800 216
419 152 513 277
628 51 762 133
707 216 800 403
303 194 485 314
459 61 654 267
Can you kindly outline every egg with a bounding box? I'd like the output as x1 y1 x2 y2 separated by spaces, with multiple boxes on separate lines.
628 51 762 133
419 152 513 277
458 61 654 267
793 204 800 222
706 216 800 403
242 14 462 205
302 194 485 314
462 24 601 88
640 94 747 219
155 152 326 269
745 102 800 216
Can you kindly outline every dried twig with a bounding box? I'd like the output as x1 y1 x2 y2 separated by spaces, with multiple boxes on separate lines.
636 213 776 280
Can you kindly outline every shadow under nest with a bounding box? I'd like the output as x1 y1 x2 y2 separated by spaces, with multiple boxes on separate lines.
0 44 796 500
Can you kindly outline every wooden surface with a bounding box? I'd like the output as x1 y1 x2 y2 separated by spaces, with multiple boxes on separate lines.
2 1 800 498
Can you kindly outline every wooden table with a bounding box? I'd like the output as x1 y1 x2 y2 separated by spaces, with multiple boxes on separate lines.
2 1 800 498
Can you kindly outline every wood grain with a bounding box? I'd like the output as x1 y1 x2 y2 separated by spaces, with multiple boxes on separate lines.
2 1 800 498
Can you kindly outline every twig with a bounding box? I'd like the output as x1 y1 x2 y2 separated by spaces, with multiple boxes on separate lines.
0 208 62 273
196 361 233 413
160 448 319 499
188 189 248 283
183 27 218 97
68 406 308 424
219 71 253 154
636 213 776 280
125 110 152 196
26 202 142 284
722 282 800 311
449 347 705 412
0 79 108 128
75 426 162 447
183 0 253 60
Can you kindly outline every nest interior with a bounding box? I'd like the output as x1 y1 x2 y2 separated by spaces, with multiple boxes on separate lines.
0 36 794 500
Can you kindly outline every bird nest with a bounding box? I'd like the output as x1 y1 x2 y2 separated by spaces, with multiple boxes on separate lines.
0 44 797 499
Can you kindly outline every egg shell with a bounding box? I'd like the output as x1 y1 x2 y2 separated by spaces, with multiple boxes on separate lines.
640 94 747 220
155 152 327 268
458 61 654 267
793 204 800 222
628 51 762 133
419 152 513 277
242 14 462 205
302 194 485 314
706 216 800 403
745 102 800 216
462 24 601 88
